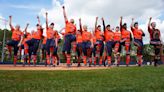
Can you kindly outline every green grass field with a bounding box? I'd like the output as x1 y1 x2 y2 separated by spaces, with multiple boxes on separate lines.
0 66 164 92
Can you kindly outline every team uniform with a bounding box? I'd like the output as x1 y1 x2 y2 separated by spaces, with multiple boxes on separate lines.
76 32 83 66
113 31 122 66
7 27 23 65
22 33 32 65
82 31 92 66
25 29 43 66
148 25 161 66
102 19 114 66
131 27 145 66
120 24 132 66
95 29 104 65
41 36 47 64
46 27 57 66
62 20 76 66
92 35 98 66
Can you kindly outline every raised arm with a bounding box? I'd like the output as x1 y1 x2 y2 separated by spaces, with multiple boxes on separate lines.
95 17 98 31
148 17 152 31
62 6 68 23
37 16 41 26
120 16 123 30
141 30 145 37
9 16 14 30
79 18 82 33
24 23 29 34
45 12 48 29
131 18 134 31
101 17 105 32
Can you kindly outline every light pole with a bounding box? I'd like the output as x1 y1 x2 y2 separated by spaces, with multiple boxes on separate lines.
0 18 8 62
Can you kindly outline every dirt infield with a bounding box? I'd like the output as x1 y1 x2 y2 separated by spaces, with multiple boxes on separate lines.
0 64 112 70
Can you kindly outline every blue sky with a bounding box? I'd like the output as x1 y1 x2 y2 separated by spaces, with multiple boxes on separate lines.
0 0 63 28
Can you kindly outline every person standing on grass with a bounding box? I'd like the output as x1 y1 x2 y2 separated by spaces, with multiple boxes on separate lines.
53 32 61 66
79 18 93 67
45 12 58 67
113 26 122 67
94 17 104 66
75 19 83 67
17 23 30 66
41 36 47 66
62 6 76 67
120 16 132 67
148 17 162 67
131 18 145 67
101 17 114 67
7 16 24 66
30 16 43 66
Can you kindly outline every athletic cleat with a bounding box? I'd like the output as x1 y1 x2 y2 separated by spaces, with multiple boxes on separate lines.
77 63 81 67
67 64 71 68
138 64 141 67
57 61 59 65
126 64 129 67
52 65 56 67
22 63 25 67
108 64 111 67
89 63 91 67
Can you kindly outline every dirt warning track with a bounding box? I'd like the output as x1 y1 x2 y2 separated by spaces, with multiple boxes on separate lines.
0 64 113 70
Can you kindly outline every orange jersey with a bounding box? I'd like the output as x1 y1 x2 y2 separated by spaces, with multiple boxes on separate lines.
76 34 83 43
82 31 92 41
65 21 76 34
104 30 114 42
56 32 61 39
11 29 23 41
114 31 121 41
131 27 143 40
32 29 43 40
42 37 47 44
46 28 57 39
95 29 104 40
92 36 97 44
22 33 31 46
121 29 131 42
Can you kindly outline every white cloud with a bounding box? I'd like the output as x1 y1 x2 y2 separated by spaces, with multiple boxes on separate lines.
39 0 164 43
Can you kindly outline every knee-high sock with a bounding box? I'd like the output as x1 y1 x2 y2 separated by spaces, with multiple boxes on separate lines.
46 55 50 65
94 57 97 65
117 55 121 65
7 46 12 56
107 56 111 65
83 56 87 65
52 56 56 65
13 55 17 65
137 55 142 65
33 55 37 64
126 54 130 65
66 54 71 65
99 56 103 65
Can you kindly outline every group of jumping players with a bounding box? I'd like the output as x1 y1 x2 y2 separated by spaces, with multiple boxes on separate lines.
6 6 162 67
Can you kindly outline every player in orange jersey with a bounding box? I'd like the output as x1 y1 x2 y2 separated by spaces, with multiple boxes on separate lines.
131 18 145 67
79 18 93 67
120 16 132 67
62 6 76 67
94 17 104 66
113 26 122 66
102 17 114 67
45 12 58 67
7 16 23 66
